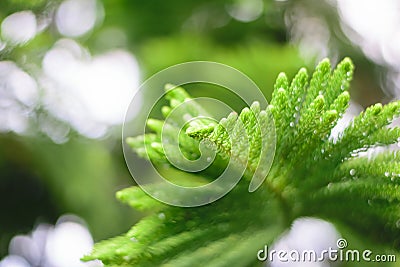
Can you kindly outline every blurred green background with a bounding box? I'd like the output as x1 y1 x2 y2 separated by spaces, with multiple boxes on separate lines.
0 0 399 266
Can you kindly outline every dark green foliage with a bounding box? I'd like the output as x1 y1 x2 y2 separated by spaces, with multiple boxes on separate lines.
84 58 400 266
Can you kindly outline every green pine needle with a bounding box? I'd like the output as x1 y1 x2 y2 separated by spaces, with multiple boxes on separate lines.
84 58 400 266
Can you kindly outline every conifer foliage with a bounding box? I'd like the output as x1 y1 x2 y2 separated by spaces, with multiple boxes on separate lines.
83 58 400 266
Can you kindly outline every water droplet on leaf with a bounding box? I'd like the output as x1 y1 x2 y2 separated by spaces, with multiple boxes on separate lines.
158 213 166 220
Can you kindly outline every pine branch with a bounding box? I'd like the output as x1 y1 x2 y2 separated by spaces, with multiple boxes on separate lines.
84 58 400 266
